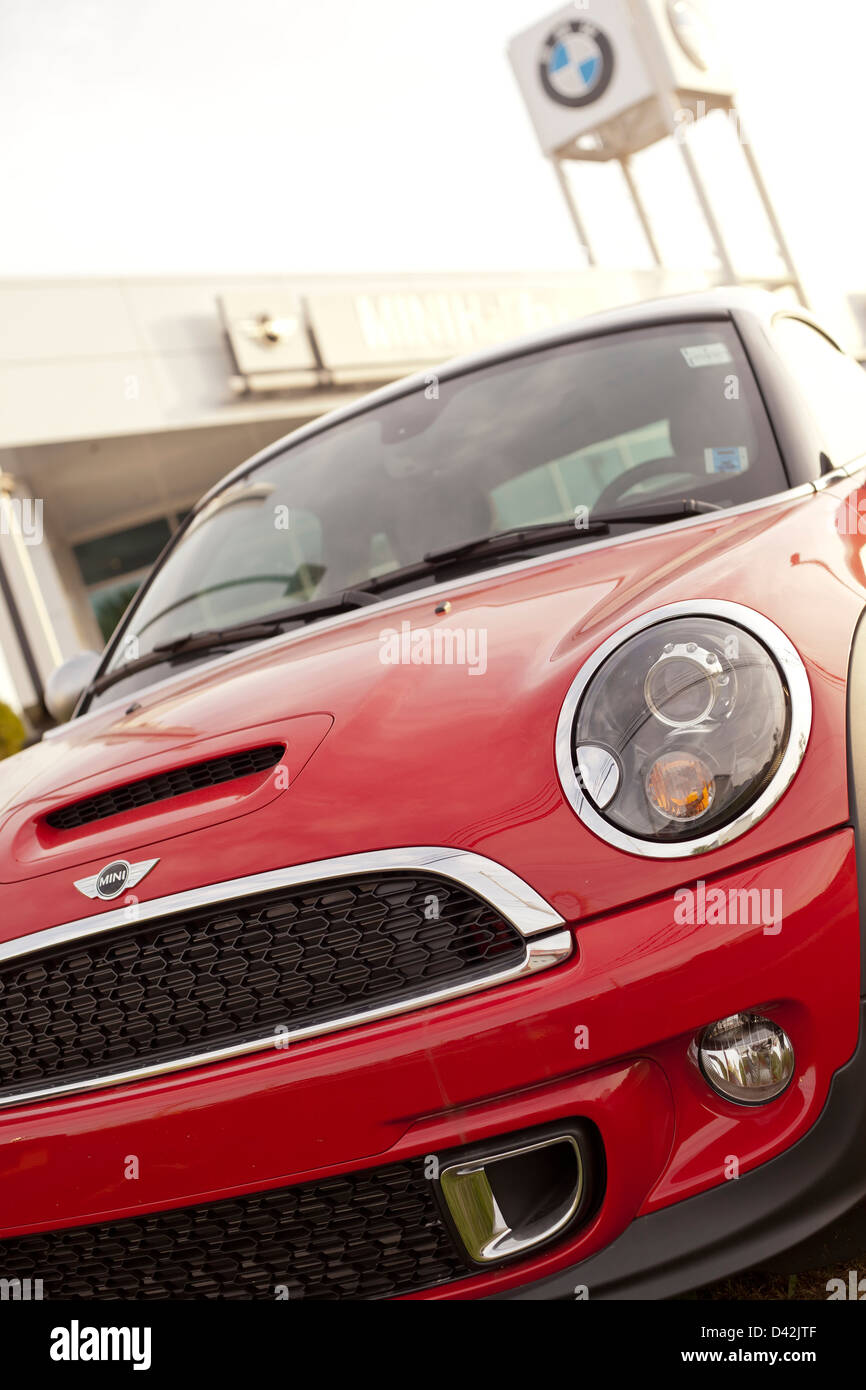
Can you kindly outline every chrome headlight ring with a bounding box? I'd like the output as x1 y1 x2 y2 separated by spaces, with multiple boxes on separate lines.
554 600 812 859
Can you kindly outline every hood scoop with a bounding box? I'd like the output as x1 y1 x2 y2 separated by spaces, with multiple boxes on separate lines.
44 744 285 832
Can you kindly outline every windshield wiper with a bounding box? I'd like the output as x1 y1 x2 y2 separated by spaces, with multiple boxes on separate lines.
89 590 381 697
593 497 723 524
150 622 299 657
421 518 611 568
149 589 382 655
418 502 721 570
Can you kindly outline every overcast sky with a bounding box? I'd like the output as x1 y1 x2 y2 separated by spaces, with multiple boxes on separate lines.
1 0 865 322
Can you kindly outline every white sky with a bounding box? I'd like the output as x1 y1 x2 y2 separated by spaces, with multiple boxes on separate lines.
1 0 865 324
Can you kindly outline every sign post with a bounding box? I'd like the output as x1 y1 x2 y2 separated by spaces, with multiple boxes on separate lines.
508 0 808 304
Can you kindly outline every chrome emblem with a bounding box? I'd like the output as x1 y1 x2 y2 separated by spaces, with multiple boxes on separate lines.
74 858 159 901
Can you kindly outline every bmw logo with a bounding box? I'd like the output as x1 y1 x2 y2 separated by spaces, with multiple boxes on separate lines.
539 20 614 108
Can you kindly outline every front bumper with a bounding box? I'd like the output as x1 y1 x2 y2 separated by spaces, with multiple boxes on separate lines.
0 828 860 1299
493 997 866 1298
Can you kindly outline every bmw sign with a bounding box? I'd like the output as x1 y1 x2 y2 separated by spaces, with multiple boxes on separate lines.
508 1 731 160
539 20 615 108
666 0 713 72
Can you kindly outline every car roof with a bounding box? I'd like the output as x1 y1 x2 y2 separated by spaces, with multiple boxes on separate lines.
197 285 816 507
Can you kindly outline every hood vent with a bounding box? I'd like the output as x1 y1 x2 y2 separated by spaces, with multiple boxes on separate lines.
45 744 285 832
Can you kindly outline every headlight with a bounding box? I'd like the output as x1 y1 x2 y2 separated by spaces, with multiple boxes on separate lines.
555 601 811 857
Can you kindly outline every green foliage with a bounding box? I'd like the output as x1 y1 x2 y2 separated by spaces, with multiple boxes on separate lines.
94 581 142 643
0 702 26 759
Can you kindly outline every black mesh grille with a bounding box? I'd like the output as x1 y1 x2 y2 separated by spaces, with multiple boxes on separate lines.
0 874 525 1099
45 745 285 831
0 1158 468 1299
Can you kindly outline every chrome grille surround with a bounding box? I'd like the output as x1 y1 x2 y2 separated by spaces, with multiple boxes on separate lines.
0 847 570 1108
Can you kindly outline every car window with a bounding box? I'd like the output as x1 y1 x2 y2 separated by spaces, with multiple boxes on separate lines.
492 420 676 525
165 498 325 634
773 315 866 468
97 319 786 691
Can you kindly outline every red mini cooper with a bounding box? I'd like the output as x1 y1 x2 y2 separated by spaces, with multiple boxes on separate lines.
4 287 866 1300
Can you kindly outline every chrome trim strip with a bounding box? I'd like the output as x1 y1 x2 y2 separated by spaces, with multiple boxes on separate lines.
59 483 817 732
0 848 564 968
0 851 569 1109
0 931 572 1111
812 467 852 491
554 600 812 860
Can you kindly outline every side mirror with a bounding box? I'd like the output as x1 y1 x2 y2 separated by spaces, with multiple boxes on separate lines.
44 651 101 723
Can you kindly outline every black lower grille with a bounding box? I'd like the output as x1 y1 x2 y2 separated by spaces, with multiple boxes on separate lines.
0 1158 467 1299
45 744 285 831
0 873 525 1100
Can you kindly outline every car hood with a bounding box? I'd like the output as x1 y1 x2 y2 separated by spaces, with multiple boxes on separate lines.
0 487 860 914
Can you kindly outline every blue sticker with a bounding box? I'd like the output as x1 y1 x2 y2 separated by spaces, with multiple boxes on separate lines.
705 446 748 475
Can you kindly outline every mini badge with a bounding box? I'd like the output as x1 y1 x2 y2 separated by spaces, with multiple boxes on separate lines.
74 858 159 901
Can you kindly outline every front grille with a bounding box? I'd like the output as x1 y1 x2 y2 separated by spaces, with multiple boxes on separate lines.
45 744 285 831
0 874 525 1101
0 1158 468 1298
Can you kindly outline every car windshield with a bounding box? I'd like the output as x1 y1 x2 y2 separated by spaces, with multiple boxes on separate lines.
93 319 785 705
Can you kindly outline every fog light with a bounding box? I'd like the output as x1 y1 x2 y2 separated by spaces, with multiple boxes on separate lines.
695 1012 794 1105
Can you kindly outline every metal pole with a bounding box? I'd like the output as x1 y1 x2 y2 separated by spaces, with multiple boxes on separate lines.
624 0 738 288
0 542 45 714
552 156 597 266
673 135 738 284
619 155 664 267
735 111 810 307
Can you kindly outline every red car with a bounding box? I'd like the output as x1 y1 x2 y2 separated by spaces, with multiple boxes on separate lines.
3 287 866 1300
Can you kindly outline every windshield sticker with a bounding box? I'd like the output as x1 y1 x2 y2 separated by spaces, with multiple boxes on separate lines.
705 446 749 475
680 343 734 368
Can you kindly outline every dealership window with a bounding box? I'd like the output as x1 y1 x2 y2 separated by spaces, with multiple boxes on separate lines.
73 517 178 642
772 315 866 468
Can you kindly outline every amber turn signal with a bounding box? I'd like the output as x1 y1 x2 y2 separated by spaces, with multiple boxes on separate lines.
646 750 714 822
